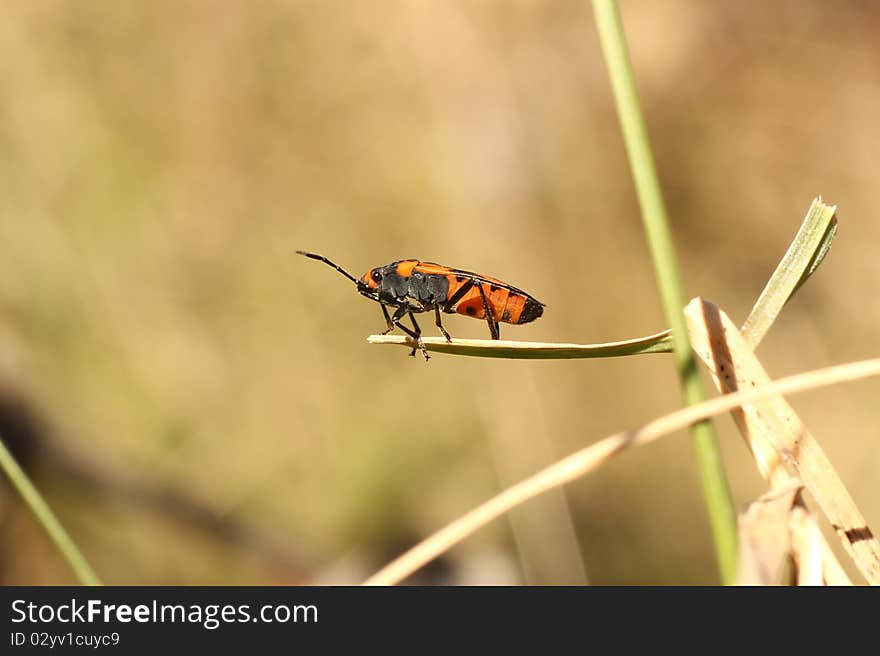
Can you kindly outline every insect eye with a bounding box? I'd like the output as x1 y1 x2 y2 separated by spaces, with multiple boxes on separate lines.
371 270 382 283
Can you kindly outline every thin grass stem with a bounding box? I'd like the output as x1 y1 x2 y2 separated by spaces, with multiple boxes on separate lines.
0 435 102 585
591 0 737 582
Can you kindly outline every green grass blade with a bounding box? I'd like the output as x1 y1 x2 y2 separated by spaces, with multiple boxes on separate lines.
592 0 738 583
0 435 102 585
368 329 672 359
741 198 838 346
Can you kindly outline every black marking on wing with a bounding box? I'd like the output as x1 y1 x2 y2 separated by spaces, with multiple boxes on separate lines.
445 267 544 305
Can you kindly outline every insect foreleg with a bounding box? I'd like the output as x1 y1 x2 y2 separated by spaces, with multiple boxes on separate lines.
384 304 430 361
380 304 395 334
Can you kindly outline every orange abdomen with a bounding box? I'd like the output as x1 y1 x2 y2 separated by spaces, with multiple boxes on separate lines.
450 281 542 325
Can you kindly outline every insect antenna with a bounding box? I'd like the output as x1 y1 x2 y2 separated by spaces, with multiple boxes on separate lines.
296 250 362 286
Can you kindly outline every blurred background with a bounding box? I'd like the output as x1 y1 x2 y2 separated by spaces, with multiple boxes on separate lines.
1 0 878 585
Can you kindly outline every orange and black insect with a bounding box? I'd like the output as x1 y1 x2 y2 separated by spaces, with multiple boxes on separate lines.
296 251 545 360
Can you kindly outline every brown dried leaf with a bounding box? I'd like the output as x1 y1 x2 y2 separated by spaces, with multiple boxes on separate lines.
686 297 878 584
737 480 803 585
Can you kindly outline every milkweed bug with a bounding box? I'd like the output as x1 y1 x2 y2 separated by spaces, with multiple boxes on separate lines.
296 251 545 361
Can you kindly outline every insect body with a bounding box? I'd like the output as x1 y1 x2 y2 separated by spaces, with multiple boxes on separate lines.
296 251 545 360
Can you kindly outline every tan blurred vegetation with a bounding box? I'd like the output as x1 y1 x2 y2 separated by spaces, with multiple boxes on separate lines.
0 1 878 585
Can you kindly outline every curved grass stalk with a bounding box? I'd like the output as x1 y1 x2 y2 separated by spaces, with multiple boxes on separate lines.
364 356 880 586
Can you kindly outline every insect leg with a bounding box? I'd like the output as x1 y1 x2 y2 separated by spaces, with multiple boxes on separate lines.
407 312 430 361
477 283 500 340
434 307 452 342
384 304 429 361
380 304 395 334
388 304 411 333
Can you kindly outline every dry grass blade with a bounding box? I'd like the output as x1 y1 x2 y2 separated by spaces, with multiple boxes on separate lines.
691 294 851 585
363 355 880 585
685 297 880 584
367 330 672 359
689 200 845 585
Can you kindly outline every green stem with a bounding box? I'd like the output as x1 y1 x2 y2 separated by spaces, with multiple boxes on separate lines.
741 198 837 346
592 0 738 583
0 435 102 585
